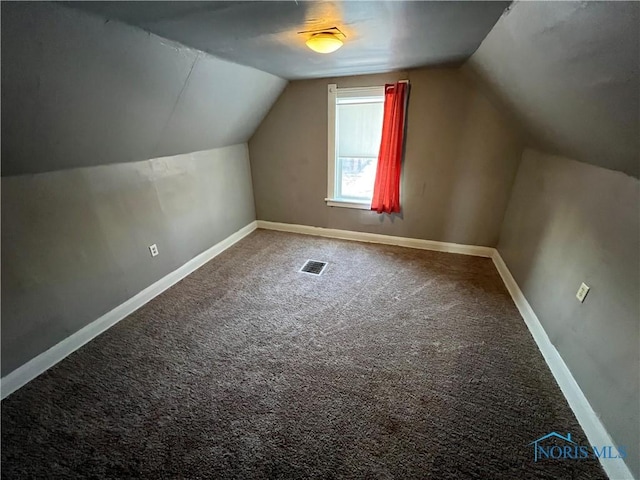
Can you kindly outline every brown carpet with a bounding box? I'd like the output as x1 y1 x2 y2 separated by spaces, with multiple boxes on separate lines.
1 230 607 479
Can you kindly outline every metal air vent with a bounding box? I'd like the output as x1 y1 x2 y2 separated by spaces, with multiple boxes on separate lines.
300 260 328 276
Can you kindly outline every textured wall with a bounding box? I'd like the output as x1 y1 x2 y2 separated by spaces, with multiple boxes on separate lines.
2 145 256 376
498 149 640 477
249 67 523 246
465 1 640 177
0 2 287 176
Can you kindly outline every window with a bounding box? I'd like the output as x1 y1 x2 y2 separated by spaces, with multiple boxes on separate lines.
326 84 385 209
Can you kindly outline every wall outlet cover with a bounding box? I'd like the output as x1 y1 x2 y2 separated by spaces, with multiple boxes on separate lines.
149 244 159 257
576 282 590 303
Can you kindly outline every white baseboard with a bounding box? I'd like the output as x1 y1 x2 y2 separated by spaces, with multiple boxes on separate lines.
0 221 258 400
491 251 635 480
2 219 632 479
258 220 633 479
256 220 495 258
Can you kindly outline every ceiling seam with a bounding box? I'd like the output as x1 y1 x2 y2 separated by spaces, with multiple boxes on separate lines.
150 52 202 159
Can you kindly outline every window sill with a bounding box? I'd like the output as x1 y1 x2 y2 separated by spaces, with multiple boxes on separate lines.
325 198 372 210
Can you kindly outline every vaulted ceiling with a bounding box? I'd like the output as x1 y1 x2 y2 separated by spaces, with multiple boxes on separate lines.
3 1 638 179
1 2 287 176
68 1 510 80
466 1 639 177
69 0 639 177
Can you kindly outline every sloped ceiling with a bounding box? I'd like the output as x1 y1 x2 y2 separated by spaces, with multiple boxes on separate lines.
465 1 639 178
68 1 510 80
1 2 287 176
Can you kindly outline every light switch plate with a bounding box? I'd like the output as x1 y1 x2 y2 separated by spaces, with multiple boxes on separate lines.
576 282 590 303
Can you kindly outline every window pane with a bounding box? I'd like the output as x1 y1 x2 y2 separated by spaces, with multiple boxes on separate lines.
338 157 377 200
336 102 384 158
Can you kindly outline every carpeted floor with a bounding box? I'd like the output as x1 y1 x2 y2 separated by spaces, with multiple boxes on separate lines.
2 230 607 479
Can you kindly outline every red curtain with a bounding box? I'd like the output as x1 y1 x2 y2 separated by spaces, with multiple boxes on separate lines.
371 82 408 214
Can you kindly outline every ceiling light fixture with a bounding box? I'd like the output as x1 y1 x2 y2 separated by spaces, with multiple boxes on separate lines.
306 32 343 54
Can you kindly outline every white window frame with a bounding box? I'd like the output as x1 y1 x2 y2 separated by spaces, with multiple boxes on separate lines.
326 84 385 210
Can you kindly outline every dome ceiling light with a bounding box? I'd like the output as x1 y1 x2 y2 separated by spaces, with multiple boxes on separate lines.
299 27 346 54
306 32 343 54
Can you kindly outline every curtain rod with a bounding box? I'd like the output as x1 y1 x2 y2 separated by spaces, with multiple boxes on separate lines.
334 80 409 90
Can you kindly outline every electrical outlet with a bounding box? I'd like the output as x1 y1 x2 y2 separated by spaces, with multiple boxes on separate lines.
149 244 159 257
576 282 589 303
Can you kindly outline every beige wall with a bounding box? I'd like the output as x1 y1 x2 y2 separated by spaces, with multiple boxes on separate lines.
498 149 640 477
2 145 256 376
249 67 523 247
